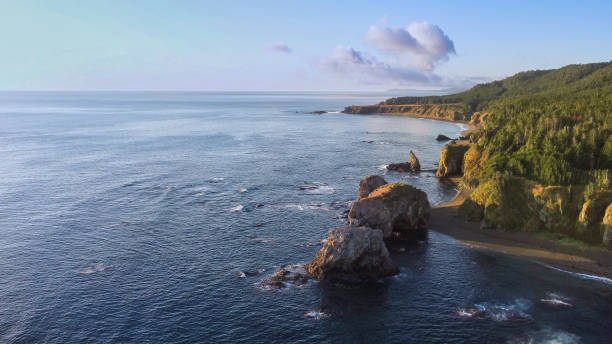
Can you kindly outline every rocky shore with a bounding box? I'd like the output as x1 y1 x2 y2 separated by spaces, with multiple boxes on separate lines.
340 104 612 281
304 176 431 284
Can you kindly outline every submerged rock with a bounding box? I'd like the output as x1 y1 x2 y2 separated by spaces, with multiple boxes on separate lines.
348 182 430 240
436 134 452 141
387 162 413 173
358 175 387 200
435 143 470 177
305 226 398 283
258 265 310 290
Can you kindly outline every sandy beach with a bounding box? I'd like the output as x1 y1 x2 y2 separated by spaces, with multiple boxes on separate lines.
431 190 612 281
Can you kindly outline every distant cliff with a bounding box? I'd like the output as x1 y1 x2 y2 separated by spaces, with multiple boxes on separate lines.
343 103 471 122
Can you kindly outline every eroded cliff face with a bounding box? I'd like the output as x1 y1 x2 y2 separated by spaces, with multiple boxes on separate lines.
603 203 612 247
577 191 612 243
436 143 470 177
343 104 471 121
459 179 612 246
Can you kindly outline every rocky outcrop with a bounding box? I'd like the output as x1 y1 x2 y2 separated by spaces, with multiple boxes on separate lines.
305 226 398 283
436 134 452 141
409 151 421 172
348 182 430 240
436 143 470 177
358 175 387 200
258 265 310 290
602 203 612 248
342 104 470 121
387 151 421 173
577 191 612 242
470 112 489 125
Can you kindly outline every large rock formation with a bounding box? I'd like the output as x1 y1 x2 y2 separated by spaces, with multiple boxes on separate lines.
436 143 470 177
577 191 612 242
436 134 452 141
602 203 612 248
305 226 398 283
387 151 421 173
348 182 430 240
409 151 421 172
358 175 387 200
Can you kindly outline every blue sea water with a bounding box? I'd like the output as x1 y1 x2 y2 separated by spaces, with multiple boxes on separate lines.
0 91 611 343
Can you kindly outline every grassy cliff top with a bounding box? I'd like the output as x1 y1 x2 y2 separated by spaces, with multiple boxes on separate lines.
382 61 612 112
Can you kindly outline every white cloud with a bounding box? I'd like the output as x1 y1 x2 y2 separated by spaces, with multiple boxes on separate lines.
365 22 455 71
321 21 457 86
323 45 438 84
265 42 291 53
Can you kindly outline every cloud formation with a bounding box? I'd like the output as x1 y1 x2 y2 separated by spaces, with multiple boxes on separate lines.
324 45 437 84
322 22 456 86
266 42 291 53
365 22 455 71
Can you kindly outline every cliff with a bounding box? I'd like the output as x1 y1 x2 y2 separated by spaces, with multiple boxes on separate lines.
348 61 612 249
343 103 470 122
436 143 470 177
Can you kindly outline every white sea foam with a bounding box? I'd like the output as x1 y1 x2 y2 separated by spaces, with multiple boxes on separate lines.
458 299 532 322
377 164 388 171
79 262 107 274
540 291 573 307
304 311 329 320
268 202 330 212
541 263 612 285
229 205 244 212
210 177 224 183
507 328 580 344
248 237 275 244
540 298 572 307
298 181 335 194
239 188 247 193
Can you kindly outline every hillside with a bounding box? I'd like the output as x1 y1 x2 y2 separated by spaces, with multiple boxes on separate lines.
345 61 612 247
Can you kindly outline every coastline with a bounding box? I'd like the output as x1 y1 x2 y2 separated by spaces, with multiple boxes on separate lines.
431 179 612 282
344 110 612 282
341 111 478 137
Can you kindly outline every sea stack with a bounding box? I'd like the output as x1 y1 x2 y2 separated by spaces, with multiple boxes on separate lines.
436 143 470 177
387 151 421 173
409 150 421 172
305 226 398 283
349 182 430 240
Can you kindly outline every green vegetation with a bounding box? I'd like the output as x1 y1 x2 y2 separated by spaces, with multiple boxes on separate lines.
386 61 612 246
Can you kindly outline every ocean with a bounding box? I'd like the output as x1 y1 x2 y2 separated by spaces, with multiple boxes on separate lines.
0 91 611 343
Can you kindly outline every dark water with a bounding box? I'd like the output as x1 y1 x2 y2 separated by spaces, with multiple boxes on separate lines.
0 92 611 343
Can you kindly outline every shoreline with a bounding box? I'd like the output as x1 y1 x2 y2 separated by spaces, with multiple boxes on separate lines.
431 180 612 283
340 111 478 137
344 110 612 282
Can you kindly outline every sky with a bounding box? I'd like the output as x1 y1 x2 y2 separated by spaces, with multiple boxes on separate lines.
1 0 611 91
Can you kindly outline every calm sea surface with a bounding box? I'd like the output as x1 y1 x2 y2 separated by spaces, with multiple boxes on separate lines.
0 92 611 343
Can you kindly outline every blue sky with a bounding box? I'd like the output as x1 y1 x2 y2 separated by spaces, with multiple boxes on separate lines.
2 0 611 91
